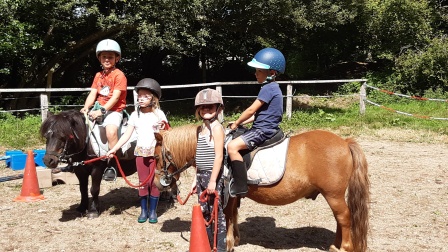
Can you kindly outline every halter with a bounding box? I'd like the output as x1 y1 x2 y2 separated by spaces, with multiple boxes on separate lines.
157 141 194 189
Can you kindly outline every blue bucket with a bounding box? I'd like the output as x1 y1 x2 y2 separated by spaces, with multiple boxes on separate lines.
5 150 24 168
33 149 46 167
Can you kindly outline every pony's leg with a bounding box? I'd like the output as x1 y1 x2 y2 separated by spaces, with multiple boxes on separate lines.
325 196 353 252
75 170 89 214
87 165 104 219
224 197 240 251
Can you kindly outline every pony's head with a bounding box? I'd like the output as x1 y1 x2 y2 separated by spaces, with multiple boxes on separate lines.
40 110 88 168
153 124 199 192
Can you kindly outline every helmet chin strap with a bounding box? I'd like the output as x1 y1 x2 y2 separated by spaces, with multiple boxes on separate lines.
137 102 155 117
200 104 222 141
263 72 276 84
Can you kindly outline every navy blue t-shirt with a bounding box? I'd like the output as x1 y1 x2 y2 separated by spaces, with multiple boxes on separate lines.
252 82 283 137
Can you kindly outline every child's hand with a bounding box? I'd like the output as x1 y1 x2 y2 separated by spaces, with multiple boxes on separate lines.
207 181 216 194
106 149 116 158
88 110 101 120
159 120 170 130
228 121 238 130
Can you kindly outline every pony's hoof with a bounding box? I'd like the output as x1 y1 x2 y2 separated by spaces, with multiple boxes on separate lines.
87 211 99 219
329 245 340 252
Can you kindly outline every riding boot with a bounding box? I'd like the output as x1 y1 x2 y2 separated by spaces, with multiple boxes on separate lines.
148 196 159 223
229 160 248 197
137 196 149 223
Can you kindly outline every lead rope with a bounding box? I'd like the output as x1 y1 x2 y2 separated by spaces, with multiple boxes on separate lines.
74 154 155 188
200 190 220 252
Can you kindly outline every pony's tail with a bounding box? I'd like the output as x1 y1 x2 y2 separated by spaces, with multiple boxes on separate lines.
346 138 370 252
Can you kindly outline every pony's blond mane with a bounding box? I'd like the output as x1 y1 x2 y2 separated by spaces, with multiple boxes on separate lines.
161 124 199 167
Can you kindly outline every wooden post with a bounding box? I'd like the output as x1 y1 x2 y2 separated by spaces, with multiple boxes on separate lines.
41 68 54 122
40 93 49 122
359 81 366 115
133 89 138 108
216 85 224 122
286 84 292 120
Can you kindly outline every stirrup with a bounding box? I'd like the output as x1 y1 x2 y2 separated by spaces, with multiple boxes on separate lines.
228 178 247 198
103 167 117 181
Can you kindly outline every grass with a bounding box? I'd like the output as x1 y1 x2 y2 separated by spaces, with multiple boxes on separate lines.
1 95 448 152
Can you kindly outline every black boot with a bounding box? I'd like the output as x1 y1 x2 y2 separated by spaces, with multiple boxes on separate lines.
138 196 148 223
229 160 248 197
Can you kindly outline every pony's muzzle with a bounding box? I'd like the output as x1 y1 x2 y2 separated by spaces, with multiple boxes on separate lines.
159 175 172 187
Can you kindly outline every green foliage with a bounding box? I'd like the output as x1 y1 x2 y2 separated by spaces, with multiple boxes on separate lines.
365 0 434 60
1 95 448 150
393 36 448 94
335 81 362 95
0 113 44 149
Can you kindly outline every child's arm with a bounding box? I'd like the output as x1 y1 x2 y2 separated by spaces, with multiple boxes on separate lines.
102 89 122 111
81 90 98 113
106 125 134 157
207 124 225 194
231 99 264 129
191 167 198 194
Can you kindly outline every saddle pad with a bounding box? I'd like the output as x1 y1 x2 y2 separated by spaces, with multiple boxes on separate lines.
247 137 289 186
89 120 137 159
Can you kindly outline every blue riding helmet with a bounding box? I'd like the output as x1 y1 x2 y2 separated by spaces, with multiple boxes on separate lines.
247 48 286 74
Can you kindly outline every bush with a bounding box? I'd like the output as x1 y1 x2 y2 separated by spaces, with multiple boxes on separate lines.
393 36 448 95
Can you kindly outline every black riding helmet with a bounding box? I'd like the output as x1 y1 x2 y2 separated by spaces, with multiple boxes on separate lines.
135 78 162 99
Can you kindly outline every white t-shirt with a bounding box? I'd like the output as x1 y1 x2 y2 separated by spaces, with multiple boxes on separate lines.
128 109 167 156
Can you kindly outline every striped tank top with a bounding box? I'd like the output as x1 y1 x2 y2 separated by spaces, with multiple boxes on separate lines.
195 122 221 171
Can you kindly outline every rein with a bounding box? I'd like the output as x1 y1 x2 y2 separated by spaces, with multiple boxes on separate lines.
72 155 155 189
157 143 194 188
200 190 220 252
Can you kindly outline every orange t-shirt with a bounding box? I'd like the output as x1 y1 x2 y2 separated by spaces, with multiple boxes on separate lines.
91 68 127 112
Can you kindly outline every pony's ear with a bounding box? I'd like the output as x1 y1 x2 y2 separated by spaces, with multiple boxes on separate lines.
154 132 163 143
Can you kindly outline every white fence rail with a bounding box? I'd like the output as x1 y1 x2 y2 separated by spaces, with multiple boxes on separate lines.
0 79 367 122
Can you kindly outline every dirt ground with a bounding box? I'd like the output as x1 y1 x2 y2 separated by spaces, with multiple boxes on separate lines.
0 130 447 252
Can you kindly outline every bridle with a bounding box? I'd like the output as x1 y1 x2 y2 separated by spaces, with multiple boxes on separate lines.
157 142 194 189
44 121 89 165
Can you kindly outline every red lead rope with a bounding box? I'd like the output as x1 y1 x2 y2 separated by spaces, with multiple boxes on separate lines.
82 155 155 188
177 185 220 251
200 190 220 252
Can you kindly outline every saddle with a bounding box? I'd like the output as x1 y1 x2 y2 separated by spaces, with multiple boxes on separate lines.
224 126 290 185
86 110 136 160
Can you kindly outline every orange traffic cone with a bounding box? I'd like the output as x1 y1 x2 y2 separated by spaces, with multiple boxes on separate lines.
189 203 210 252
14 150 45 202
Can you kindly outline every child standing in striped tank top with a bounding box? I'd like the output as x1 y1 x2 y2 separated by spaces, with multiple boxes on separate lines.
191 88 227 252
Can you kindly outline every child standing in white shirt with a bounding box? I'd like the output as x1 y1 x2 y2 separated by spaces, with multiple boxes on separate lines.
107 78 169 223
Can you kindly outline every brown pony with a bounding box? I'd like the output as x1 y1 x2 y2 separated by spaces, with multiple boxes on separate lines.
155 125 370 252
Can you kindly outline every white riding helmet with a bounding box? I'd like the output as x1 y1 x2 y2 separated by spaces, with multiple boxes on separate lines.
96 39 121 58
